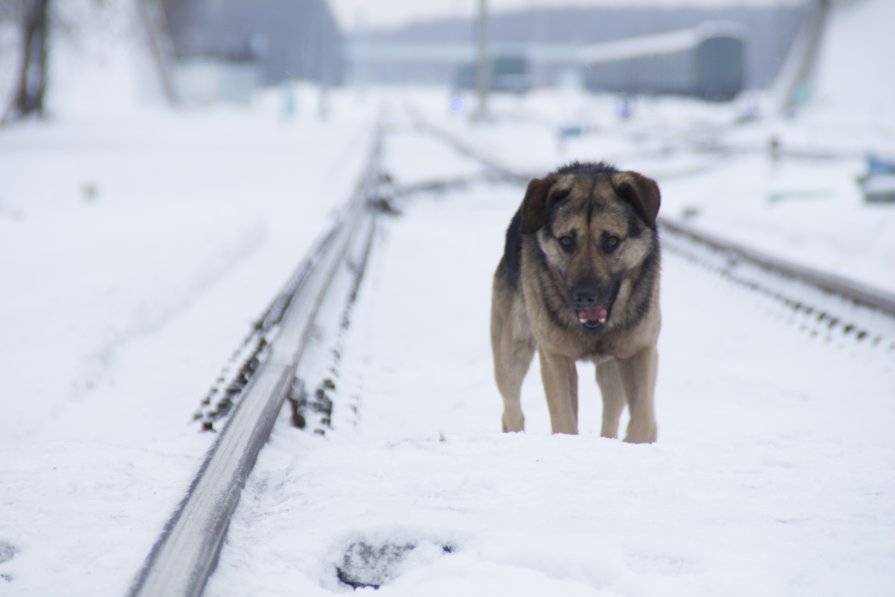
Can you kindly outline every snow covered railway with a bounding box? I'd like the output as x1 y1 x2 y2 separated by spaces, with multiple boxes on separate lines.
204 124 895 595
131 122 895 597
127 132 386 597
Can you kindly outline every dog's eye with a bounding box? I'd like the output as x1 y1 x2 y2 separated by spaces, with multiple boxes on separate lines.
602 235 621 253
558 236 575 252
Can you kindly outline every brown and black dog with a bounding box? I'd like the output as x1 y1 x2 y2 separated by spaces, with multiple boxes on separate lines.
490 162 661 443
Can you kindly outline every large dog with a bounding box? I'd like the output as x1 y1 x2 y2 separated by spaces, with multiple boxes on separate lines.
490 162 661 443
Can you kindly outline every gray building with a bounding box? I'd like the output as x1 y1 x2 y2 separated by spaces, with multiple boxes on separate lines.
350 5 807 90
160 0 343 87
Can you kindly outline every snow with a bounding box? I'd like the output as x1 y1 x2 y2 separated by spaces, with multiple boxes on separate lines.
812 0 895 116
0 5 377 593
0 99 377 593
2 1 895 595
206 140 895 595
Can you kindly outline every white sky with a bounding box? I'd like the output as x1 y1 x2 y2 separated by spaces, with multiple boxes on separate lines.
328 0 802 32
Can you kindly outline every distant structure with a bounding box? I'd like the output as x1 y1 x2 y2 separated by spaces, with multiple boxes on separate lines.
158 0 342 102
580 22 747 101
347 5 806 91
454 55 531 94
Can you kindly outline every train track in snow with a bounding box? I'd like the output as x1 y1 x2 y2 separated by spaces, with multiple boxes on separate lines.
128 116 895 597
127 129 386 597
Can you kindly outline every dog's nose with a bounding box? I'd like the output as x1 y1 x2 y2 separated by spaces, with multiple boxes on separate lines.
572 288 598 308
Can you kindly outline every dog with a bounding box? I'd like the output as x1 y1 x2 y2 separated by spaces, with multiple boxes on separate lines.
490 161 661 443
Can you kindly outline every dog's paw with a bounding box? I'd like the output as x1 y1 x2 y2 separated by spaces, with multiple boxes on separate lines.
501 412 525 433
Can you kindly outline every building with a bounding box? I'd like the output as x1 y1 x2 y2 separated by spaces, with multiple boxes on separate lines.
159 0 342 102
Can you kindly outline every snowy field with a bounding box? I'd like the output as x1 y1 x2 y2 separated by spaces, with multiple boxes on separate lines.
0 17 378 590
2 0 895 595
0 99 378 594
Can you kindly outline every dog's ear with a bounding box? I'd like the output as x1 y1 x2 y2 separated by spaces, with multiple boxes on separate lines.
520 177 556 234
612 171 661 228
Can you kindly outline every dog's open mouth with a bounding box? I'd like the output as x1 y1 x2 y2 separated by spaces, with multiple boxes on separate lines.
577 307 608 330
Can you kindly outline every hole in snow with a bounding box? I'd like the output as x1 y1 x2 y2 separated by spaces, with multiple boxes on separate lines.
335 539 455 589
0 541 17 583
0 542 17 565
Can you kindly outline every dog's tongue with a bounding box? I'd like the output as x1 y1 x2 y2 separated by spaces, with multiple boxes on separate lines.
577 307 608 324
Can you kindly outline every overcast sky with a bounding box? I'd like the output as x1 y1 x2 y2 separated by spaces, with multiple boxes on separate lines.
328 0 801 32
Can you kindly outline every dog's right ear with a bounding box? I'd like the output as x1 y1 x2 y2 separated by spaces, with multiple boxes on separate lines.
520 177 555 234
611 171 661 229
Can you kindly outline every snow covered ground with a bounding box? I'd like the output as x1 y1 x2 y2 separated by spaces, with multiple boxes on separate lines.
206 125 895 596
2 1 895 595
0 10 378 590
0 102 378 594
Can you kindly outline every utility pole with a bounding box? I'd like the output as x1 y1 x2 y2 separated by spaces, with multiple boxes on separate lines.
474 0 489 121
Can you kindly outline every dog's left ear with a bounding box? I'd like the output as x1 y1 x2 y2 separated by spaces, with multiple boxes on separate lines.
612 171 661 228
520 176 555 234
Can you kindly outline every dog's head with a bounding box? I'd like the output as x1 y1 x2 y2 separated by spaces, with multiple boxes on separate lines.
520 163 660 333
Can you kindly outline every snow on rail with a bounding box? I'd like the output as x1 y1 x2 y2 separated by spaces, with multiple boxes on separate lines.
127 131 383 597
661 217 895 351
660 217 895 317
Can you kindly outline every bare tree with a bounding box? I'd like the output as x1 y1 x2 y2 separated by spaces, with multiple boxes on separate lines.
3 0 50 123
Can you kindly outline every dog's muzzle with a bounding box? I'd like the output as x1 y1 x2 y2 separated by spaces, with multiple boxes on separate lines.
571 287 610 330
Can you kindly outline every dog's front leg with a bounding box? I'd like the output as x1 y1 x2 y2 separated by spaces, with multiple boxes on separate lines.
539 351 578 434
595 358 626 439
616 346 658 443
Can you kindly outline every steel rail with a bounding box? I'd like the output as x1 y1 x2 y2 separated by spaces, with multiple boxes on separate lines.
127 129 383 597
658 217 895 317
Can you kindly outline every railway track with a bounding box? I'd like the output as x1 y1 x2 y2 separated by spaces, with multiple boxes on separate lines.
127 130 385 597
128 118 895 597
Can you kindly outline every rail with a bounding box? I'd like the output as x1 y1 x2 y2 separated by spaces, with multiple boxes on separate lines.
659 217 895 316
127 129 383 597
